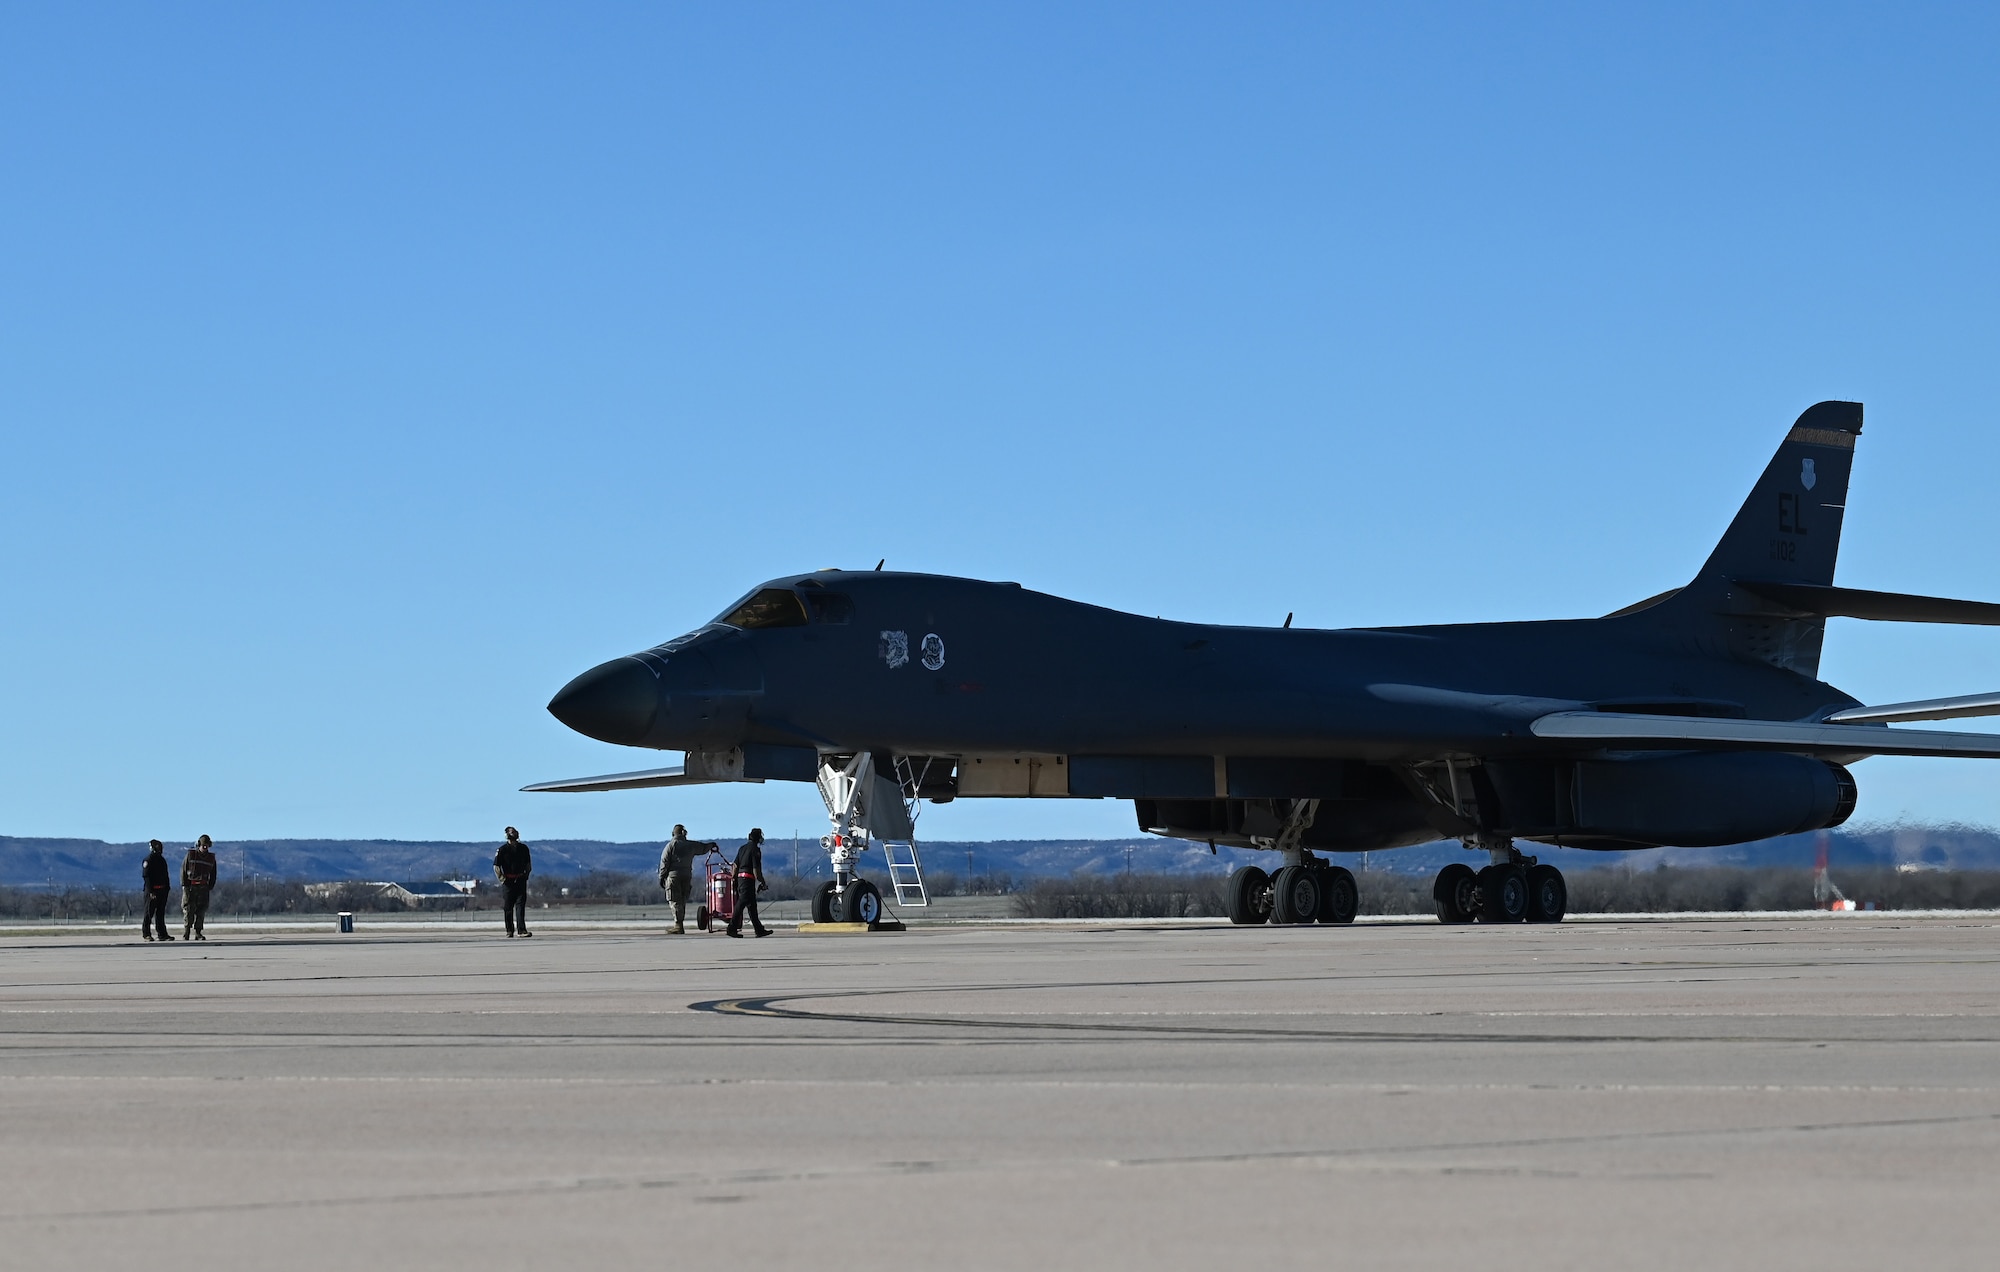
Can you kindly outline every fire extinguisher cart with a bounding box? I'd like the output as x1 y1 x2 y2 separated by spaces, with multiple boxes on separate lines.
694 848 738 933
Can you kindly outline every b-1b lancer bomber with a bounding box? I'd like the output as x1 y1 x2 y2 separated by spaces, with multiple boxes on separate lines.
531 402 2000 926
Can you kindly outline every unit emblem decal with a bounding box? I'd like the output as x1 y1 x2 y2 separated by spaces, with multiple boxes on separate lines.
920 633 946 671
879 630 909 668
1801 458 1817 490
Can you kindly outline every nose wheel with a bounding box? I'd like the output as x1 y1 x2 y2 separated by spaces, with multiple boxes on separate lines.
842 879 883 925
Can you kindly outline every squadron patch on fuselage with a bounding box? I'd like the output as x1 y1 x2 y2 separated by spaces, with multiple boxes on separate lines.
921 633 946 671
879 630 909 668
1801 458 1817 490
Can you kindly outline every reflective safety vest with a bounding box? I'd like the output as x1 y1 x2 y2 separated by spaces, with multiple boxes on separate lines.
183 850 217 888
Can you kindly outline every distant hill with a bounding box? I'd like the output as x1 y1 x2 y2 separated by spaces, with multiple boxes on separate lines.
6 824 1998 890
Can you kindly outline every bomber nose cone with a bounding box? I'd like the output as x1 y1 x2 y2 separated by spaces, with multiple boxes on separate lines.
547 658 659 745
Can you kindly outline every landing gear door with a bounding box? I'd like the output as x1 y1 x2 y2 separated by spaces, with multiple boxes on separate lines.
857 772 915 840
814 756 916 841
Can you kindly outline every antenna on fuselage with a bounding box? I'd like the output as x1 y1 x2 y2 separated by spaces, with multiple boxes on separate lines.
875 559 885 571
1283 612 1293 628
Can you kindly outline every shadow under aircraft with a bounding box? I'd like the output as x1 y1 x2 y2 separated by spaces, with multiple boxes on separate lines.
530 402 2000 927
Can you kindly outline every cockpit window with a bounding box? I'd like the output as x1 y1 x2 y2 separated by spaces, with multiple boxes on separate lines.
804 591 853 624
718 588 809 630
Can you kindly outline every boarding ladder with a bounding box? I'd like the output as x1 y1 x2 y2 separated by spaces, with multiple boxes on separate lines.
882 756 932 907
881 840 929 908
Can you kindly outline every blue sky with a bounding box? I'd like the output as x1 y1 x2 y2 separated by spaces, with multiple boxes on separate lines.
4 3 1999 845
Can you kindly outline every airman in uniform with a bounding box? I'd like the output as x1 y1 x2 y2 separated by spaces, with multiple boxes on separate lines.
725 827 771 938
658 824 716 934
181 834 217 940
140 840 173 942
494 826 533 937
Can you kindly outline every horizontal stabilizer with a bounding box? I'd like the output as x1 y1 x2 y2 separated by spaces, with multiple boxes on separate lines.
521 765 762 793
1735 581 2000 625
1530 711 2000 760
1825 691 2000 724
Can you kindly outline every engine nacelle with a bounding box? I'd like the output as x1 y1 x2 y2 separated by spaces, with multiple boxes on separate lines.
1564 752 1856 848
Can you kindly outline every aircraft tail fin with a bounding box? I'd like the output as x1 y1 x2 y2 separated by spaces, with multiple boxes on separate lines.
1611 402 1862 677
1693 400 1861 587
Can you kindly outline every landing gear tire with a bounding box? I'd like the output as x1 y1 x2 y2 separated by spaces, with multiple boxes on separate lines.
1316 866 1358 924
1433 863 1478 924
695 905 711 932
810 880 836 924
1271 866 1321 925
1480 865 1530 923
1527 864 1567 923
842 879 883 925
1225 866 1271 925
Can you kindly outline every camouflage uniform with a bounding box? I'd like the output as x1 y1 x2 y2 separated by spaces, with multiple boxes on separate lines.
659 830 715 933
181 845 217 940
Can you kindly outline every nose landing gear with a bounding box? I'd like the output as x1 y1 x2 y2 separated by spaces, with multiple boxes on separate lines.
807 754 910 930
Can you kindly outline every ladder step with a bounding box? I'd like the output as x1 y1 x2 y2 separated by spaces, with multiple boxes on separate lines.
879 838 929 907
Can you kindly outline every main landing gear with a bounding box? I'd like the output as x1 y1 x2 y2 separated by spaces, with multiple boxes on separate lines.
1223 798 1359 927
1225 861 1360 925
1433 844 1566 924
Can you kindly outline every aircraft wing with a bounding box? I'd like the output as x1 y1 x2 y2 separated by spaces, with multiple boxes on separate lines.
520 765 762 793
1529 711 2000 759
1824 691 2000 724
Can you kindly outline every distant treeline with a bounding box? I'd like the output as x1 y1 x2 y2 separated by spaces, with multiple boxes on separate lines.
9 866 2000 921
13 823 2000 891
0 867 1026 920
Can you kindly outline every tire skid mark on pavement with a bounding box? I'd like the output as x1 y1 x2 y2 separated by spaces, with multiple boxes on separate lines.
691 992 2000 1046
5 949 1992 999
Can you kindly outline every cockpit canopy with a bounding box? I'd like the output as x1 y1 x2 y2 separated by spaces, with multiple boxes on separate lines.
718 588 807 630
716 585 853 630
